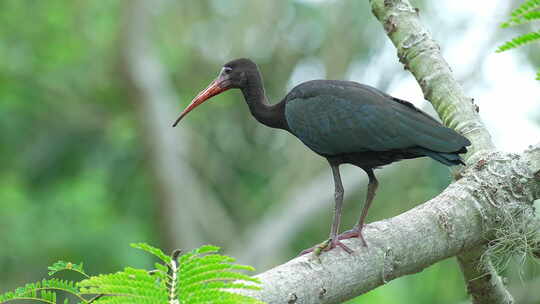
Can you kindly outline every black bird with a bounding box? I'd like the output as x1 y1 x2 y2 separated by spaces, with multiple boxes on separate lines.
173 58 470 254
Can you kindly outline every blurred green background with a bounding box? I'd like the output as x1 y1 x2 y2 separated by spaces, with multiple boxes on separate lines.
1 0 539 303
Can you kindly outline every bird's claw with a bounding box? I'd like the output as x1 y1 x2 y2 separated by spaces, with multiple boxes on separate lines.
337 225 368 247
299 238 354 257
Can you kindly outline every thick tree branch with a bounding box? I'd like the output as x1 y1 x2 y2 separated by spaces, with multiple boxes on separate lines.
370 0 495 158
457 247 513 304
241 148 540 303
369 1 511 303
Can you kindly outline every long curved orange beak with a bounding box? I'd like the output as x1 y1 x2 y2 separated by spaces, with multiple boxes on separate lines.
172 76 230 127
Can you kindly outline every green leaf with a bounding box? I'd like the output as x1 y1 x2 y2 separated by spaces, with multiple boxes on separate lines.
509 0 540 19
1 243 264 304
48 261 87 278
496 30 540 52
498 0 540 81
501 10 540 27
78 267 169 303
177 246 264 304
0 278 83 304
130 243 171 264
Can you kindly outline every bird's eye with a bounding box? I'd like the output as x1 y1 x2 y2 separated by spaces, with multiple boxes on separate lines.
222 67 233 74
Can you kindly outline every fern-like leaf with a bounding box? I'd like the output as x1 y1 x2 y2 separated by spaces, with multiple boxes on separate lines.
48 261 88 278
130 243 172 265
78 244 264 304
498 0 540 80
502 10 540 27
1 244 264 304
497 30 540 52
78 267 169 303
178 246 264 304
0 278 84 304
509 0 540 18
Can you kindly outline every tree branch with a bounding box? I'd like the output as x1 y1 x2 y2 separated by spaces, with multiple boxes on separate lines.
457 246 514 304
240 148 540 303
369 1 513 302
370 0 495 158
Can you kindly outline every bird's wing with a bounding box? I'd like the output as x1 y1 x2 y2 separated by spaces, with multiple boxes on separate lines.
388 97 470 152
284 82 469 156
285 95 403 155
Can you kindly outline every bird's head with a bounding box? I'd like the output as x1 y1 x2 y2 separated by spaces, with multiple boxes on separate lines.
172 58 258 127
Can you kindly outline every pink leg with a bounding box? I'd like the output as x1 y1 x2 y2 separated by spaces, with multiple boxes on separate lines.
338 168 378 247
299 162 354 256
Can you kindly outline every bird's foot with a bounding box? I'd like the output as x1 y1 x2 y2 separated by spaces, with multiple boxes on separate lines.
299 238 354 256
337 225 368 247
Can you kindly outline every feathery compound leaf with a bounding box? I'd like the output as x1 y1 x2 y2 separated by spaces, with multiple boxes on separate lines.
182 262 256 280
154 262 169 274
40 278 80 294
0 278 83 304
502 10 540 27
78 267 169 303
130 243 172 264
192 245 221 255
498 0 540 80
181 254 236 274
177 246 264 304
76 244 263 303
497 30 540 52
48 261 88 278
509 0 540 19
1 243 263 304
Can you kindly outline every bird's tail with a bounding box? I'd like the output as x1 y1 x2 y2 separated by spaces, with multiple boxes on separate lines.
412 148 466 166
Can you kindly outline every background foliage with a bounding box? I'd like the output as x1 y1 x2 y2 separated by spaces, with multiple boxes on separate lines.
1 0 539 303
497 0 540 80
0 243 262 304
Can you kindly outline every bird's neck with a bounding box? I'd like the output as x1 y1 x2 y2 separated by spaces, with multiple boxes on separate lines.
241 71 287 130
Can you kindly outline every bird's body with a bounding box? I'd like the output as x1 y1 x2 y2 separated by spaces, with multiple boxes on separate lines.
283 80 468 167
173 58 471 255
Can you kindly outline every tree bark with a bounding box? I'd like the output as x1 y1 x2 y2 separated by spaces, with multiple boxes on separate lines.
369 1 511 303
369 0 495 154
239 146 540 304
457 247 514 304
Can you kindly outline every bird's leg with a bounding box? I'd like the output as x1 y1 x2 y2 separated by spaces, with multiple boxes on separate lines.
300 163 353 255
338 168 378 247
329 163 344 240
